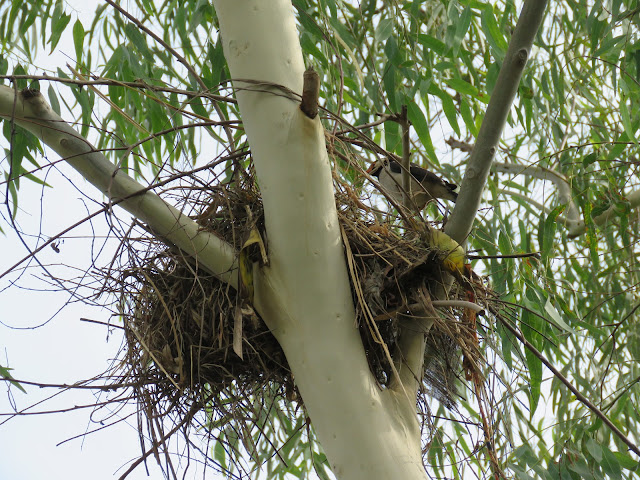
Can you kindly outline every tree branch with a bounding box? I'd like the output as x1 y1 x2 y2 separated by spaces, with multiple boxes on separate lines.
0 85 238 287
493 162 580 223
567 188 640 238
445 0 549 244
498 313 640 457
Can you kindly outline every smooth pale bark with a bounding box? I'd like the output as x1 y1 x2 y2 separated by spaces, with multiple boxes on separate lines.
0 85 238 287
213 1 428 478
445 0 549 245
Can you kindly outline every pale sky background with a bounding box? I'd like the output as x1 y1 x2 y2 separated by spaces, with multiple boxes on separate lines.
0 1 209 479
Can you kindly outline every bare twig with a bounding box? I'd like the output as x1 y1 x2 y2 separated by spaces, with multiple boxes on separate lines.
498 313 640 457
0 74 236 104
400 105 411 208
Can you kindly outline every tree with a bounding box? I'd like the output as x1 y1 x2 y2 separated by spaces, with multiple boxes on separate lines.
1 1 640 479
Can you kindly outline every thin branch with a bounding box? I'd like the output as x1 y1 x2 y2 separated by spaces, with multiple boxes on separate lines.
467 251 540 260
0 74 236 104
0 377 134 390
497 314 640 457
400 105 411 207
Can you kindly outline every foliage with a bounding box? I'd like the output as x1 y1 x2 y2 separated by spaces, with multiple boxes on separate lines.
1 0 640 479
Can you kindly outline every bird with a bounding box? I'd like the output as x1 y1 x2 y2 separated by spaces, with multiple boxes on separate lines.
367 159 458 209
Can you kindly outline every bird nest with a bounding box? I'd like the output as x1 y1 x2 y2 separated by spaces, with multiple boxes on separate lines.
101 157 489 470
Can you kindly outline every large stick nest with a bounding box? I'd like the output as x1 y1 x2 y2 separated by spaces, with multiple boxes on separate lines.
101 152 492 470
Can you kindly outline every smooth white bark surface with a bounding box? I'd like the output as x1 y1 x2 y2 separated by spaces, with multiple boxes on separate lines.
445 0 549 244
214 1 427 478
0 85 238 287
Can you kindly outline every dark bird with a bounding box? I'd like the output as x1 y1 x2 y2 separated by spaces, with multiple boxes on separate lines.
367 159 458 209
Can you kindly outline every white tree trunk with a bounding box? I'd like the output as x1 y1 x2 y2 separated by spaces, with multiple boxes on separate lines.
213 1 427 478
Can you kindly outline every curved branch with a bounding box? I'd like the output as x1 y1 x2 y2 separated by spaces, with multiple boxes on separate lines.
568 188 640 238
493 162 580 223
0 85 238 287
445 0 549 244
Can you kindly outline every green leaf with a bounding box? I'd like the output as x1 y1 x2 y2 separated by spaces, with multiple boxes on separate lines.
72 19 84 62
544 299 574 333
567 457 595 479
383 62 397 111
585 438 602 462
384 119 400 154
538 205 562 267
452 5 472 53
47 84 61 115
523 341 542 417
124 22 152 60
582 152 598 167
406 102 437 163
445 77 480 98
0 365 26 393
620 95 637 145
49 2 71 53
481 4 508 59
375 18 393 43
613 451 639 470
439 91 460 136
459 99 478 136
418 34 447 56
521 299 544 416
600 446 622 480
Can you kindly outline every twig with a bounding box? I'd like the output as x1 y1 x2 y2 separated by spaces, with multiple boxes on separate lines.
0 74 236 103
467 251 540 260
400 105 411 208
498 313 640 457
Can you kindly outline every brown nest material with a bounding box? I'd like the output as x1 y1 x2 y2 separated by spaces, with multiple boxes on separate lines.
105 161 488 455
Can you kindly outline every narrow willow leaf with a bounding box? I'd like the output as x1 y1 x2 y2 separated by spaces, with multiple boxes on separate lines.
47 84 60 115
407 102 437 163
72 19 84 62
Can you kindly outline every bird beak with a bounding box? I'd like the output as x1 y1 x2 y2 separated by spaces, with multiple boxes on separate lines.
366 161 381 175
